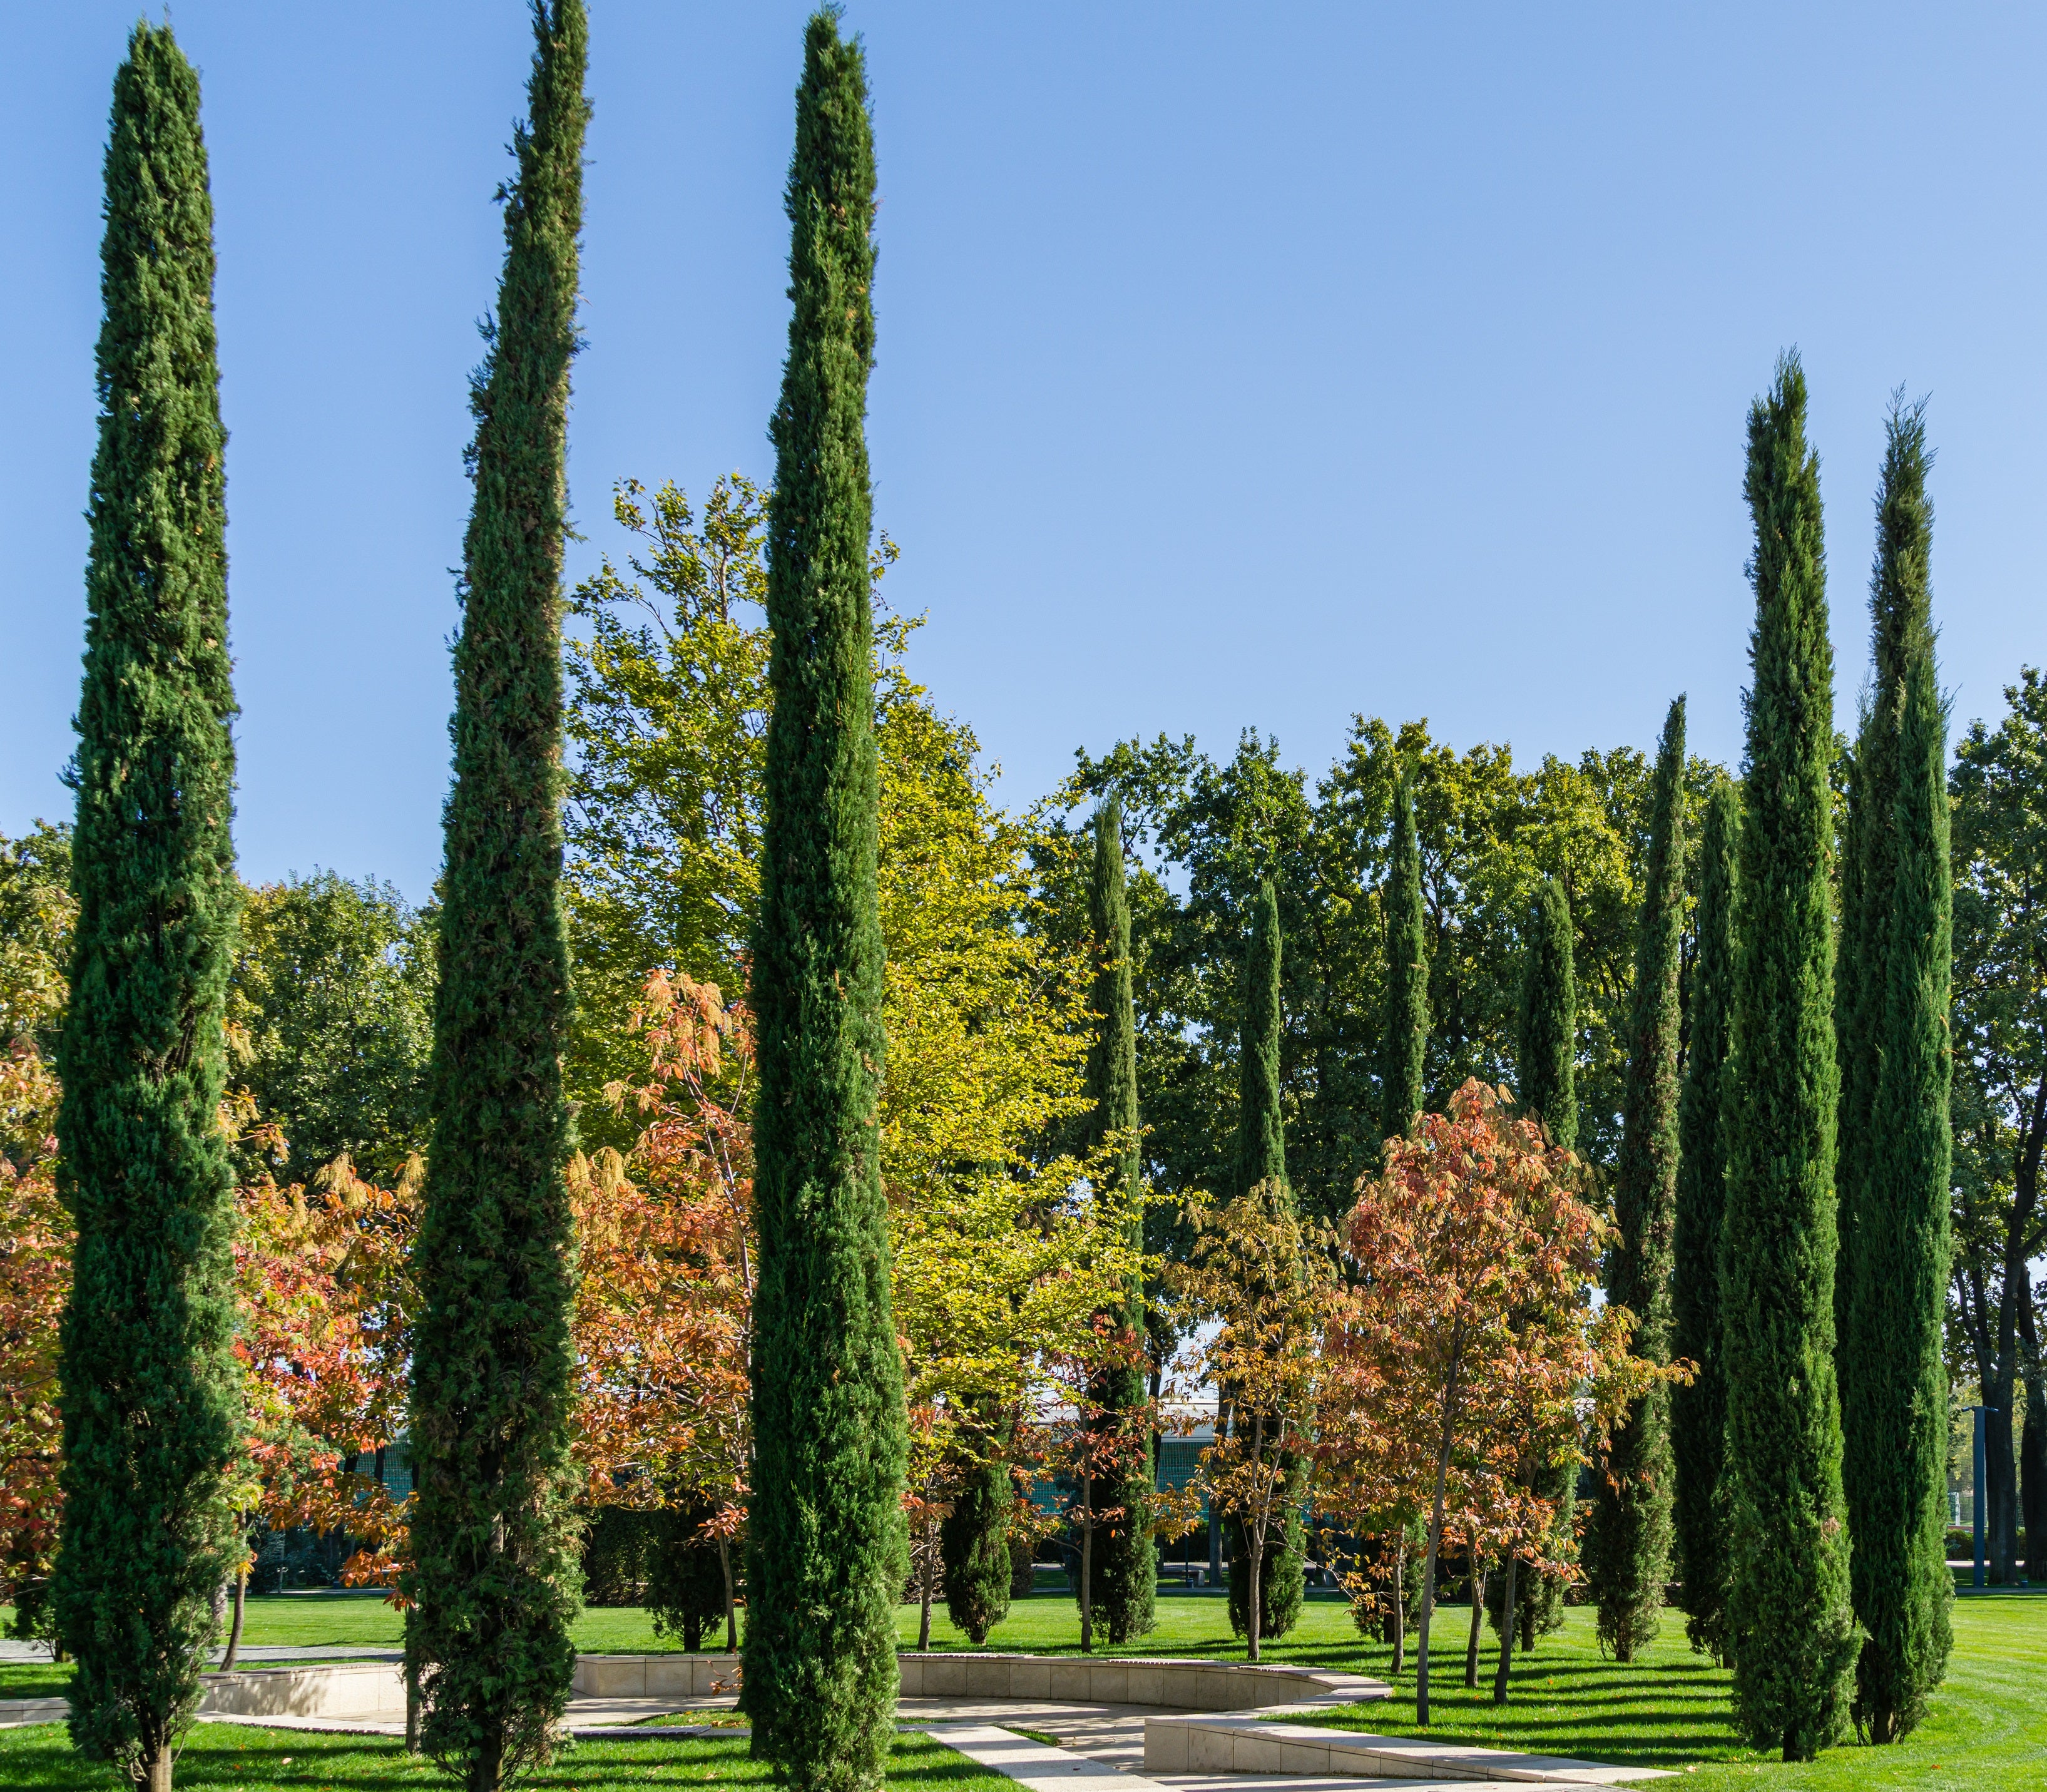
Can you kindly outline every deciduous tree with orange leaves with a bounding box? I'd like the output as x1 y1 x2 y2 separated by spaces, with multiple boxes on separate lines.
1324 1080 1674 1723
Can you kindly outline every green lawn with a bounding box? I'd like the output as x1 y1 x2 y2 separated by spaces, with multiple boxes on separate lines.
0 1726 1008 1791
6 1588 2040 1788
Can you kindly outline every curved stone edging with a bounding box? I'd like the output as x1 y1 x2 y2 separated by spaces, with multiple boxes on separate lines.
897 1651 1386 1711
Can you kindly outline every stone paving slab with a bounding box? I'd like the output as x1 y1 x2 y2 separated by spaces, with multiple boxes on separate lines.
927 1723 1178 1792
1145 1716 1671 1784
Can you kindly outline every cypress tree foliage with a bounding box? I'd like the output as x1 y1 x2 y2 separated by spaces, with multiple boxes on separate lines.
740 19 907 1791
1835 396 1926 1508
1506 875 1579 1644
1584 698 1688 1660
1722 353 1858 1759
1379 776 1429 1144
1841 406 1953 1743
942 1450 1014 1646
1515 878 1578 1151
406 8 589 1788
1226 880 1306 1642
53 28 243 1789
1078 800 1156 1641
1672 778 1740 1663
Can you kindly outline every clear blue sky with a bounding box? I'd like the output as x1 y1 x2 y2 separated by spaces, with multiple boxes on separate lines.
6 3 2044 903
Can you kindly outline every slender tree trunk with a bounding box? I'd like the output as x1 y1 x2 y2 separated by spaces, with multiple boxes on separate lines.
717 1537 736 1654
143 1748 171 1792
918 1517 936 1650
1493 1552 1520 1704
221 1556 247 1672
1247 1527 1265 1663
1080 1479 1095 1653
1465 1554 1486 1688
1417 1332 1464 1726
1390 1539 1406 1675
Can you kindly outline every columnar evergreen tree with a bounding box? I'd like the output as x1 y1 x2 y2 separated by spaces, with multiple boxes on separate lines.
1506 874 1580 1649
1835 398 1923 1476
1840 402 1953 1742
941 1449 1014 1646
1584 697 1687 1659
1515 878 1578 1150
1722 353 1859 1759
1379 776 1429 1143
406 8 590 1787
1227 879 1306 1641
1078 799 1156 1640
740 19 908 1791
1672 778 1740 1662
53 28 243 1790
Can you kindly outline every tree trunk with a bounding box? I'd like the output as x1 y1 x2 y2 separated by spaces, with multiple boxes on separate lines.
2021 1283 2046 1584
1389 1536 1406 1674
917 1517 936 1650
1493 1552 1520 1704
1417 1333 1464 1726
221 1560 247 1671
406 1654 421 1754
1247 1528 1264 1664
143 1746 172 1792
1080 1475 1095 1654
1464 1554 1486 1688
717 1536 737 1654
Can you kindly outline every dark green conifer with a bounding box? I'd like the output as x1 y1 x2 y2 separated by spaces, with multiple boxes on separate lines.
1226 879 1305 1642
1841 402 1953 1742
1078 800 1155 1640
1672 779 1740 1662
1722 354 1858 1759
406 8 590 1786
53 27 243 1789
942 1450 1014 1646
1379 777 1429 1143
1584 699 1687 1659
1835 399 1922 1485
1515 878 1578 1151
740 18 907 1790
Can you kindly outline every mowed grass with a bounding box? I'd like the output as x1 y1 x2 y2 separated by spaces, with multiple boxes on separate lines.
0 1726 1009 1791
6 1588 2042 1787
904 1584 2047 1791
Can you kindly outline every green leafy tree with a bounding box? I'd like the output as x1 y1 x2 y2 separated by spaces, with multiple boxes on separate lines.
0 824 75 1058
1845 603 1954 1742
740 18 907 1792
1721 354 1858 1759
1077 799 1155 1641
51 26 243 1789
1225 880 1306 1642
1948 667 2047 1586
1380 776 1429 1142
562 474 771 1137
406 6 589 1786
1583 697 1686 1659
229 872 434 1180
1672 778 1739 1661
1515 878 1578 1150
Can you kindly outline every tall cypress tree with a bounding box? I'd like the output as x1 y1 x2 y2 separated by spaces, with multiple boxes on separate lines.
1516 878 1578 1150
1585 698 1687 1659
53 28 243 1790
1379 776 1429 1143
740 19 907 1791
1842 405 1953 1743
1508 874 1578 1647
406 8 589 1787
1078 801 1155 1641
1226 879 1306 1642
1722 353 1858 1759
1835 397 1924 1497
1672 778 1739 1662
